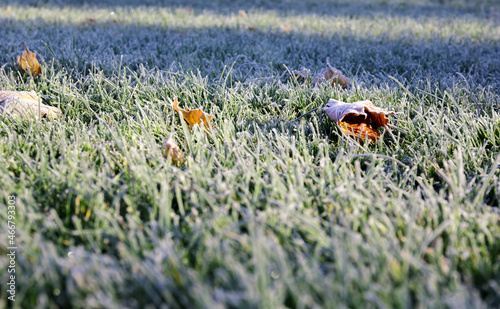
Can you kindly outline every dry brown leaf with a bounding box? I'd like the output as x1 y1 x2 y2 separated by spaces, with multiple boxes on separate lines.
312 60 350 88
0 91 61 119
280 24 291 32
322 99 394 143
172 97 213 129
293 67 310 83
82 18 97 26
294 60 351 88
16 44 42 77
242 23 257 32
163 136 184 166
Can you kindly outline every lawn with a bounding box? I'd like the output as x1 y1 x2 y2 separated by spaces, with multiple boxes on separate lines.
0 0 500 308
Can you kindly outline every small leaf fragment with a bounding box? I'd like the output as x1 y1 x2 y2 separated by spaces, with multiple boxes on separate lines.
163 137 184 166
238 10 247 18
82 18 97 27
293 67 310 83
312 61 351 88
241 23 257 32
0 91 61 119
322 99 395 143
172 97 213 129
280 24 291 32
16 44 42 77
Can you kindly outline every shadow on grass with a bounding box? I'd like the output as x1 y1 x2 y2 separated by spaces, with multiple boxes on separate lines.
0 16 498 89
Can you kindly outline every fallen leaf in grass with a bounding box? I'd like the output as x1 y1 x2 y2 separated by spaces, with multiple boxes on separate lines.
243 23 257 32
312 60 351 88
322 99 394 143
294 60 351 88
280 24 291 32
172 97 213 129
294 67 310 82
163 136 184 166
82 18 97 26
16 44 42 77
0 91 61 119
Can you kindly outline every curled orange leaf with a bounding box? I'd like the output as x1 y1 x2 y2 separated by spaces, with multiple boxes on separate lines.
172 97 213 129
322 99 394 143
16 44 42 77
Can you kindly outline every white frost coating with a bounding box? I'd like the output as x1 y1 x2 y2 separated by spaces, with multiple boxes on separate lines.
322 99 371 122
